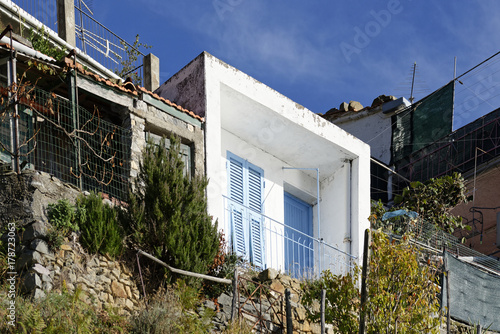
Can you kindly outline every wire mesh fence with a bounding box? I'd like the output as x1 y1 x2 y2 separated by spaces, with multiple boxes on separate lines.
388 216 500 275
397 107 500 183
0 85 131 201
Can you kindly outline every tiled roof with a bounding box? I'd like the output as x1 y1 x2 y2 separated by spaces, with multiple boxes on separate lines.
62 57 204 122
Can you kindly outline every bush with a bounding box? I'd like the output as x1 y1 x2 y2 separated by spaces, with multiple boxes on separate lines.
0 287 127 333
127 135 219 284
129 279 215 334
301 268 360 333
47 199 79 234
301 231 440 334
203 234 240 299
77 192 123 259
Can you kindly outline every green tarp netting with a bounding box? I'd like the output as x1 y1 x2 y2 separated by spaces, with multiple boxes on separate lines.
392 81 454 163
442 251 500 330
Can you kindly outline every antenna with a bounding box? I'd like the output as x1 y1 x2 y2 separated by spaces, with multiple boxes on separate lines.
409 62 416 104
393 63 430 102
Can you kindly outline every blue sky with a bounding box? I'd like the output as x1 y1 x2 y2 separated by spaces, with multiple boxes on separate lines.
89 0 500 129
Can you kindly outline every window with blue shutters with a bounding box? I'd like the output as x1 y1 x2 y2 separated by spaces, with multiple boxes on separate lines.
227 152 264 268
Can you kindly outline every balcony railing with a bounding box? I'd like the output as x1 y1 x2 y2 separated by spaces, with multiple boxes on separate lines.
223 196 357 279
8 0 144 84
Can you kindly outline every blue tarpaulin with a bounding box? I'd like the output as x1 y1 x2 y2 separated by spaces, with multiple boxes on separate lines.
381 210 418 221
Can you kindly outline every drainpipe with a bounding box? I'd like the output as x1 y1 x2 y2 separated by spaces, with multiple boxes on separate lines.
3 25 20 173
348 160 353 258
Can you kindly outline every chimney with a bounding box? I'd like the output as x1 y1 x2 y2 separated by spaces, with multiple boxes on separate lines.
143 53 160 91
57 0 76 47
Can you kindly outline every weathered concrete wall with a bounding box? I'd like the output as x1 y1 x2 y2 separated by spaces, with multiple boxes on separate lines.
0 170 80 228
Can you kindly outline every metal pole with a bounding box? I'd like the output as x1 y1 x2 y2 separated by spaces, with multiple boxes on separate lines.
231 268 239 320
358 229 371 334
321 289 326 333
410 62 416 104
8 30 20 174
285 288 293 333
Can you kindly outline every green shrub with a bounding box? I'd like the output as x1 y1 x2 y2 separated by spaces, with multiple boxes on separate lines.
127 135 219 284
302 231 440 334
302 267 360 333
47 199 79 234
77 192 123 259
0 287 127 333
129 279 214 334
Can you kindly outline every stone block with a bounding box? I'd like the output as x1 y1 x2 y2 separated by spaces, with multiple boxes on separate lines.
125 285 132 299
125 299 134 311
87 256 99 267
339 102 349 111
60 244 72 251
98 275 111 285
33 263 50 276
348 100 363 111
30 239 50 255
111 281 127 299
42 281 53 292
22 221 47 241
16 250 42 271
111 268 120 279
258 268 278 281
218 292 232 309
270 280 285 294
21 272 42 293
33 288 46 299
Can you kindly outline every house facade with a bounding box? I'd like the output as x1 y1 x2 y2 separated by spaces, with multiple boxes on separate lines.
0 1 204 204
156 52 371 276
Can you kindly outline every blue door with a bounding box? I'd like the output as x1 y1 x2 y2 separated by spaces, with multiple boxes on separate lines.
284 192 313 277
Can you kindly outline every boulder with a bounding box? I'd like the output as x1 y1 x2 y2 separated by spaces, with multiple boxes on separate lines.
339 102 349 111
348 100 363 111
259 268 279 281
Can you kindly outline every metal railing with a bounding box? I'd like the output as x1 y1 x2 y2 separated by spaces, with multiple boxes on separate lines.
9 0 145 84
223 196 357 279
387 216 500 275
74 3 145 83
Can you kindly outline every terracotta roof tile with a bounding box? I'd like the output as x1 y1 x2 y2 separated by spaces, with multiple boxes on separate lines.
62 57 203 122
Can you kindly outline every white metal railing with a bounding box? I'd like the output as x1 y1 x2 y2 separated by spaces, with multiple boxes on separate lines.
223 196 357 279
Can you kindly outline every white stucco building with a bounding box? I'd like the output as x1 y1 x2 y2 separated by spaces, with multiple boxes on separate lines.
156 52 370 277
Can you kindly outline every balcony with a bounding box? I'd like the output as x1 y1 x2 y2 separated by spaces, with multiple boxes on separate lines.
223 196 357 279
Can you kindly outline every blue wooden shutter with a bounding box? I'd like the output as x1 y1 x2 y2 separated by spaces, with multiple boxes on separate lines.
228 155 248 259
227 152 264 267
248 165 264 268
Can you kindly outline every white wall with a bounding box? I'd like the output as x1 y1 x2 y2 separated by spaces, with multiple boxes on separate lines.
158 51 371 273
335 111 392 165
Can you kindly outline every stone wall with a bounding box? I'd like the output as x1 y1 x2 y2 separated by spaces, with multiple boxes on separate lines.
0 170 143 315
16 225 142 315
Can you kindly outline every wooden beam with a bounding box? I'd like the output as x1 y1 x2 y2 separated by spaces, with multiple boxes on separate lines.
136 249 231 285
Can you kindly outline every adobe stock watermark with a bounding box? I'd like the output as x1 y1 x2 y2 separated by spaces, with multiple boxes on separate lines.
5 222 17 327
340 0 409 64
213 0 244 21
454 73 500 126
